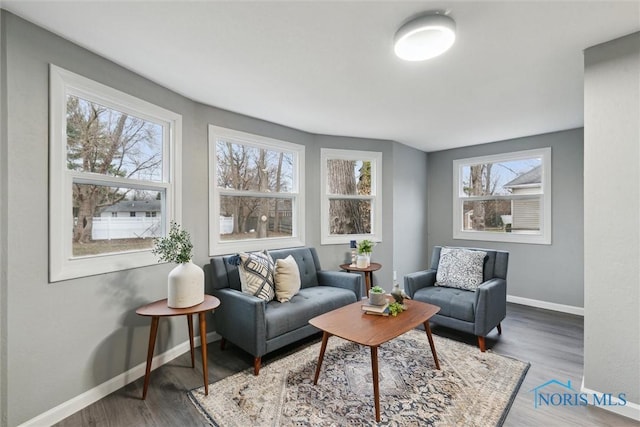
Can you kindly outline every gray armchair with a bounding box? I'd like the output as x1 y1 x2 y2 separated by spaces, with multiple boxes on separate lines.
404 246 508 352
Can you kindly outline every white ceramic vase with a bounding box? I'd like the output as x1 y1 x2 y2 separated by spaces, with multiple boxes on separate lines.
167 261 205 308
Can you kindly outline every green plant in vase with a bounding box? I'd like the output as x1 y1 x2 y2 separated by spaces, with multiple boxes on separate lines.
357 239 374 267
152 221 203 308
369 285 386 306
152 221 193 264
357 239 374 255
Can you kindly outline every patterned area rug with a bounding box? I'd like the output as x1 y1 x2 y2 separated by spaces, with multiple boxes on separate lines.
188 330 529 426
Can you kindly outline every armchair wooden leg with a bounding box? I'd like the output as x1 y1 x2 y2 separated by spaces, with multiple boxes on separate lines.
497 323 502 335
254 357 261 375
220 337 226 350
477 336 486 352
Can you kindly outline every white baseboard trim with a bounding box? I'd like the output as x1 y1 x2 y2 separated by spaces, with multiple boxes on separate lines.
581 377 640 421
18 331 221 427
507 295 584 316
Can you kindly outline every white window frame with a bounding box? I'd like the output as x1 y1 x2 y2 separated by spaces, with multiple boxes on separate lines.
49 65 182 282
452 147 551 245
320 148 383 245
208 125 305 255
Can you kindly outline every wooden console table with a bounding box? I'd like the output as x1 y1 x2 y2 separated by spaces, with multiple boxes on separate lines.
136 295 220 399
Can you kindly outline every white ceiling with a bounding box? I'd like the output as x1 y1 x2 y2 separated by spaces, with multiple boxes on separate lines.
3 1 639 152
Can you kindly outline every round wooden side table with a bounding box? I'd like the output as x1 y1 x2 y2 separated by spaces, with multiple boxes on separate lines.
136 294 220 399
339 262 382 295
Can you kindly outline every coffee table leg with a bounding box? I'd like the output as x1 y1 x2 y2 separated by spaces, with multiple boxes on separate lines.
371 346 381 422
187 314 195 368
199 312 209 395
142 316 159 400
424 320 440 370
313 332 331 384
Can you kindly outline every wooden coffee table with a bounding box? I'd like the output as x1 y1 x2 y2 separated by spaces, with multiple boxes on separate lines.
309 298 440 422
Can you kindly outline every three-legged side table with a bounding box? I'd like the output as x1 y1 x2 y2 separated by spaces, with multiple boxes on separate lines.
135 295 221 399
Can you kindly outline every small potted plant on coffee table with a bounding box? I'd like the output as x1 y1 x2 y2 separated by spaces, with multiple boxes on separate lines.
369 285 387 306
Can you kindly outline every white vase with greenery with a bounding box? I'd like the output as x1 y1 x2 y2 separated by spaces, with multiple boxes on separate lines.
358 239 374 267
153 222 204 308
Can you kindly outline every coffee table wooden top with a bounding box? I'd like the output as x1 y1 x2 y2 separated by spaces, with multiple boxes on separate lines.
309 298 440 347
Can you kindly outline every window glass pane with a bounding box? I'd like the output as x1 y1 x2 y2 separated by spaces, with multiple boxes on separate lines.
326 159 371 195
72 183 164 257
66 95 164 182
462 197 541 233
461 158 542 197
219 195 293 240
328 199 372 235
215 140 294 193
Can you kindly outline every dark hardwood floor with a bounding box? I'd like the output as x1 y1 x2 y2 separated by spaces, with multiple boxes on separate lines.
55 303 638 426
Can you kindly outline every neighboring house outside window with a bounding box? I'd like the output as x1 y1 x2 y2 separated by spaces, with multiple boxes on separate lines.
49 65 182 281
453 147 551 245
208 125 305 256
320 148 382 245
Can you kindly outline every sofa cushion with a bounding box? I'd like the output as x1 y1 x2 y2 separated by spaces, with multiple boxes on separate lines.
435 247 486 291
414 286 476 322
274 255 301 302
238 251 276 302
265 286 356 339
269 247 320 289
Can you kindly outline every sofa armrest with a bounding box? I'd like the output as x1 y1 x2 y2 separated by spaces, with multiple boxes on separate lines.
211 288 267 357
317 270 362 300
404 269 437 298
474 278 507 336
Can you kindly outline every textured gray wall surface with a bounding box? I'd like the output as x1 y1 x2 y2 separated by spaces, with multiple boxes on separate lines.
426 128 584 308
1 10 9 427
392 143 429 284
2 12 414 425
584 32 640 406
4 12 198 426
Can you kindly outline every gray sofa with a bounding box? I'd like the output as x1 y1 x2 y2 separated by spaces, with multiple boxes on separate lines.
404 246 509 352
205 247 362 374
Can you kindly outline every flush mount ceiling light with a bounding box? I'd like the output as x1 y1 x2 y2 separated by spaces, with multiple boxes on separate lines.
394 13 456 61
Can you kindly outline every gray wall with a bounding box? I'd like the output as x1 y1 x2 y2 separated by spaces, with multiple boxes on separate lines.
426 129 584 308
1 11 419 425
1 10 8 426
393 142 429 284
583 32 640 407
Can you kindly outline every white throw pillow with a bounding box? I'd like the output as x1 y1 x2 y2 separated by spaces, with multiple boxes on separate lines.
435 247 487 291
274 255 301 302
238 250 275 302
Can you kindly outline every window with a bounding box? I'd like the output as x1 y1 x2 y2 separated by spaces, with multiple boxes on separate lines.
49 65 182 281
208 125 305 255
453 148 551 244
320 149 382 245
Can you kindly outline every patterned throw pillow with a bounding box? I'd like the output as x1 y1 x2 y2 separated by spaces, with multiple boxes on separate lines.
238 250 276 302
435 247 487 291
274 255 301 302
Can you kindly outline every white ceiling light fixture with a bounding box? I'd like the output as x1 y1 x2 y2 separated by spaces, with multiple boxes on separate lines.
394 13 456 61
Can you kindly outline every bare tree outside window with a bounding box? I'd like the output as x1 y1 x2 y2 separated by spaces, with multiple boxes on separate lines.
461 158 543 232
215 140 295 241
327 159 371 234
66 95 164 252
320 148 382 245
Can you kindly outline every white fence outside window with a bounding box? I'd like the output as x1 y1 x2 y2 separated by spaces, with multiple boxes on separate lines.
91 217 161 240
